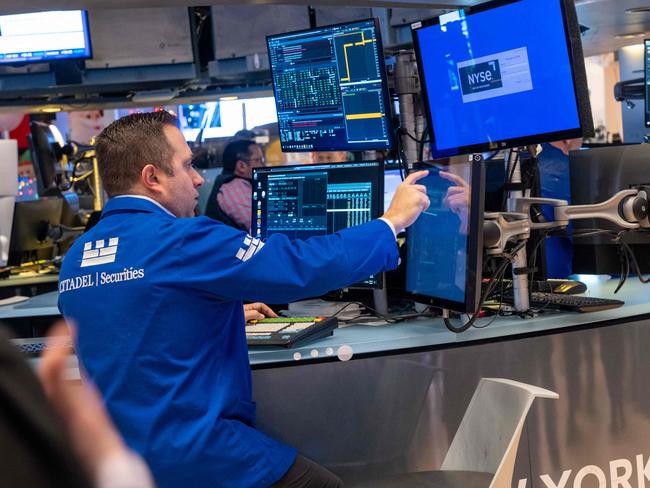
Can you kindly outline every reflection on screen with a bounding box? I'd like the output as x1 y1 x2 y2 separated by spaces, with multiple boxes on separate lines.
414 0 581 155
406 161 472 305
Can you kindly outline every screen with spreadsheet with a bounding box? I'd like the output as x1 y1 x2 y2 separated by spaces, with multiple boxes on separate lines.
267 18 393 152
252 161 384 287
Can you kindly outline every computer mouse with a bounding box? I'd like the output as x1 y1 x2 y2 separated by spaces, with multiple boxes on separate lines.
553 280 587 295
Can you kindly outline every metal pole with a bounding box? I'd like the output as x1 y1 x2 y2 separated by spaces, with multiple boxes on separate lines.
395 51 419 166
506 148 530 312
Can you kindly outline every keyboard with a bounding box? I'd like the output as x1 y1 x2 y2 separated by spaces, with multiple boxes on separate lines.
525 292 624 313
246 316 338 348
11 336 73 357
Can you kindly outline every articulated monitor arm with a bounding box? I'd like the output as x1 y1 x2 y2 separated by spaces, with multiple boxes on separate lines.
513 188 650 230
482 188 649 313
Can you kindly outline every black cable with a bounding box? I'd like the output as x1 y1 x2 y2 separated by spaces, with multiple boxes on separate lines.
443 241 526 333
619 239 650 284
501 150 520 212
418 123 429 163
394 126 410 181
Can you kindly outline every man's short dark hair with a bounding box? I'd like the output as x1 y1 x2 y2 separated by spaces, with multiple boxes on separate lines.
95 111 178 197
222 140 257 173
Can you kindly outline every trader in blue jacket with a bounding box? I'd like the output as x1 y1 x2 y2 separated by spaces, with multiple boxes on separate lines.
58 112 430 488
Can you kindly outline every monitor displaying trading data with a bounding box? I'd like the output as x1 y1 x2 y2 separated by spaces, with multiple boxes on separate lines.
643 39 650 127
412 0 592 158
406 156 485 313
253 161 384 287
267 18 393 152
0 11 92 65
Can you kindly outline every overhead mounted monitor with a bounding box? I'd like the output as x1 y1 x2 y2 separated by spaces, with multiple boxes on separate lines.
643 39 650 127
252 161 384 288
267 18 393 152
412 0 593 158
406 155 485 313
0 11 92 65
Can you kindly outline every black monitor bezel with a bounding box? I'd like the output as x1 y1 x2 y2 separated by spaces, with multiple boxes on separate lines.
645 39 650 128
405 155 485 314
252 160 385 289
0 10 93 66
411 0 589 158
266 17 394 153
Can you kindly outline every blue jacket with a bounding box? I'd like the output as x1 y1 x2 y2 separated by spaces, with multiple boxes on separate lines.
58 196 399 488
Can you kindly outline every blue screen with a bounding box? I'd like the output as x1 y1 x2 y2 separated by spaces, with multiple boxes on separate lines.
0 11 91 65
414 0 581 155
267 19 392 152
406 160 474 305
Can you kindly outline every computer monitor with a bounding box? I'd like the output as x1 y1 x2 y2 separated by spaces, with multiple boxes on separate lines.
643 39 650 127
384 168 402 215
17 176 39 202
411 0 593 158
29 121 64 197
405 155 485 313
570 144 650 275
267 18 393 152
0 11 92 65
8 198 63 266
252 161 384 287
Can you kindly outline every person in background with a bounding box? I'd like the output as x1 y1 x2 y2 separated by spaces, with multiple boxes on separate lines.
311 151 350 164
537 138 583 278
204 139 265 231
0 321 154 488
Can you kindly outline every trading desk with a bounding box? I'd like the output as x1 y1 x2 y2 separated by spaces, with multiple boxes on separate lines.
2 280 649 485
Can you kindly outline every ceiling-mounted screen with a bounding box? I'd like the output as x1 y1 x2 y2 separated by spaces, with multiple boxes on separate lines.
0 11 91 65
267 18 393 152
412 0 593 158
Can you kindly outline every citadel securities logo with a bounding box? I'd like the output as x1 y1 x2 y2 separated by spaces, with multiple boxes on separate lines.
81 238 119 267
517 454 650 488
236 235 265 262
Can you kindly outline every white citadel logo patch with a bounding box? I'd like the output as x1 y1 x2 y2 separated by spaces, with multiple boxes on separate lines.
81 238 119 267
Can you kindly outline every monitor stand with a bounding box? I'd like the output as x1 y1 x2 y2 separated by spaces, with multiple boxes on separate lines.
372 288 388 316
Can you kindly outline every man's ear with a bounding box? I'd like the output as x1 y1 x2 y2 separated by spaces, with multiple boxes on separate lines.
234 160 248 177
141 164 161 192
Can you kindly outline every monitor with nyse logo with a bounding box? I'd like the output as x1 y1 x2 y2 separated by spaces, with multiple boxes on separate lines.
411 0 593 158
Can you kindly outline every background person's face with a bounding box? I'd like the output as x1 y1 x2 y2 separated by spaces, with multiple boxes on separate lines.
237 144 265 179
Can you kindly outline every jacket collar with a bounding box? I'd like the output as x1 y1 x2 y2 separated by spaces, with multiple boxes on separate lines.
101 195 176 219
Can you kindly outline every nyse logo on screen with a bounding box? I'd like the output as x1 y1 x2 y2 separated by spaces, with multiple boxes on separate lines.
456 47 533 104
459 60 503 96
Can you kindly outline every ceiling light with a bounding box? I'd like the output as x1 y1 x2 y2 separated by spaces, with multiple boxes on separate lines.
40 106 62 113
626 7 650 14
218 96 238 101
614 32 647 39
132 89 178 104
